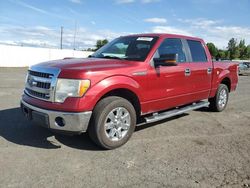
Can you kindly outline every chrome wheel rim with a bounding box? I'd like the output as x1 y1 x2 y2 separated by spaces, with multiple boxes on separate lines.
218 89 227 109
104 107 131 141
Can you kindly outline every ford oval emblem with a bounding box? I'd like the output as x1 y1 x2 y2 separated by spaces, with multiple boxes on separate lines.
28 76 37 87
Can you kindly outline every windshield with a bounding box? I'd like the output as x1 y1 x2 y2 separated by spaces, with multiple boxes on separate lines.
91 36 158 61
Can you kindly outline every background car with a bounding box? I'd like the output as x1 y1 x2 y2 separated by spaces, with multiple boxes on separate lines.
239 62 250 75
243 62 250 68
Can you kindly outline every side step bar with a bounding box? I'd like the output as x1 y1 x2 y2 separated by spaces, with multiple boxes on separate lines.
141 101 209 125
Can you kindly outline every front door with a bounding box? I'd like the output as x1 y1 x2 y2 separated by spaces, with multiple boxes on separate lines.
145 38 194 113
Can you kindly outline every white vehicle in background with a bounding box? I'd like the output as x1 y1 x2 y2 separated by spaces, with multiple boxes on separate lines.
238 62 250 75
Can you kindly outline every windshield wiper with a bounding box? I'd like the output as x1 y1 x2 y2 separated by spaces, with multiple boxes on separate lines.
102 55 123 60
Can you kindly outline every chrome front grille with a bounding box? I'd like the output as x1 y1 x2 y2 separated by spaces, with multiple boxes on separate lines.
36 81 51 89
29 70 53 78
24 66 60 102
25 88 50 100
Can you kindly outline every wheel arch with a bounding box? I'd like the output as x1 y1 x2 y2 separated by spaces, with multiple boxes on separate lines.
220 77 231 92
81 76 142 120
209 71 232 98
98 88 141 121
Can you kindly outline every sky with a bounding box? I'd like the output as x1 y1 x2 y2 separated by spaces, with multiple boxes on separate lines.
0 0 250 50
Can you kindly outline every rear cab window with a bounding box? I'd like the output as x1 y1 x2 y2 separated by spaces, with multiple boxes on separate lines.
187 40 207 62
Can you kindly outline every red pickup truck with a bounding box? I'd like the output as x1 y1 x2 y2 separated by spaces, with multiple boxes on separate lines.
21 33 238 149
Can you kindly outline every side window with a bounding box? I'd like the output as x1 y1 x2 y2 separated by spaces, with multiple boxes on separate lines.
156 38 186 63
187 40 207 62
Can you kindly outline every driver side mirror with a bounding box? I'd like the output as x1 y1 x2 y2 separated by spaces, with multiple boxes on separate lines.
154 53 178 67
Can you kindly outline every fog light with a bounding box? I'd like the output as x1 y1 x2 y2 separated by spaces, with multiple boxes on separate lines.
55 117 65 127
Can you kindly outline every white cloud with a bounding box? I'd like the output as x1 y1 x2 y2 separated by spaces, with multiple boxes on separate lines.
149 20 250 49
144 18 167 24
15 0 48 14
141 0 160 3
69 0 82 4
178 18 221 28
1 16 249 50
205 26 250 48
152 26 192 36
0 25 126 49
176 18 250 48
191 0 226 5
0 40 18 46
116 0 135 4
213 26 250 38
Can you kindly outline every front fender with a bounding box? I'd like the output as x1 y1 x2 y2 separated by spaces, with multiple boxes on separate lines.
78 76 142 111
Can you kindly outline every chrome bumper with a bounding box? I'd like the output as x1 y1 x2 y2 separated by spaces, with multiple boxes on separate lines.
20 100 92 134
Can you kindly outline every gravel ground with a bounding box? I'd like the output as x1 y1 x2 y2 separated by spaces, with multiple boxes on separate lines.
0 67 250 188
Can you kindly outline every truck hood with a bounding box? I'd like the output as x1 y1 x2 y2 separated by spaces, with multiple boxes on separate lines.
32 57 144 80
34 58 136 71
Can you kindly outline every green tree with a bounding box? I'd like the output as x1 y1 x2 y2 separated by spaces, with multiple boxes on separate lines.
238 39 247 59
95 39 109 50
227 38 240 59
216 49 226 60
226 50 231 60
207 42 218 58
206 38 250 60
86 48 95 51
246 45 250 59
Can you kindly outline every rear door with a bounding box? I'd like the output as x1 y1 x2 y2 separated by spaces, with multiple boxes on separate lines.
185 39 212 100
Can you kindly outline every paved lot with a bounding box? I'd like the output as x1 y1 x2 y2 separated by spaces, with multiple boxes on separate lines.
0 68 250 188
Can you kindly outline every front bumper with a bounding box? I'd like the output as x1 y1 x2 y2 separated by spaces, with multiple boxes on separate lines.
20 100 92 134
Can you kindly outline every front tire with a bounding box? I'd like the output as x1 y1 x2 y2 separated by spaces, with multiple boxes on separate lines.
209 84 229 112
88 96 136 149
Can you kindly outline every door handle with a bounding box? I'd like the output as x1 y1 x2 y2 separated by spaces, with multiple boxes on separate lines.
185 68 191 76
207 68 212 74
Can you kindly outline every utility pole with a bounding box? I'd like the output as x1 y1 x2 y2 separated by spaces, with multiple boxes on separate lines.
73 21 77 50
60 26 63 49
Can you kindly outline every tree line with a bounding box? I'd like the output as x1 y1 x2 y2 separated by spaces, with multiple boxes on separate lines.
86 39 109 51
207 38 250 60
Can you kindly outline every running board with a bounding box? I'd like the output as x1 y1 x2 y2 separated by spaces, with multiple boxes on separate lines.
142 101 209 125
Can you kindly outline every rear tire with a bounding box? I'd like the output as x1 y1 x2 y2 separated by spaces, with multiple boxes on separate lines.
88 96 136 149
209 84 229 112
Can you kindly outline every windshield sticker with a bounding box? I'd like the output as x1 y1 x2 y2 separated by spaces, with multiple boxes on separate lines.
136 37 154 41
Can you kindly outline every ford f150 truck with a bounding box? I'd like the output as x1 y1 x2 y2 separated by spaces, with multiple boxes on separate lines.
21 33 238 149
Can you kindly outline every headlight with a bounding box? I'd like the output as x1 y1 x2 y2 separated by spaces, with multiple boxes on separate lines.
55 79 90 103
